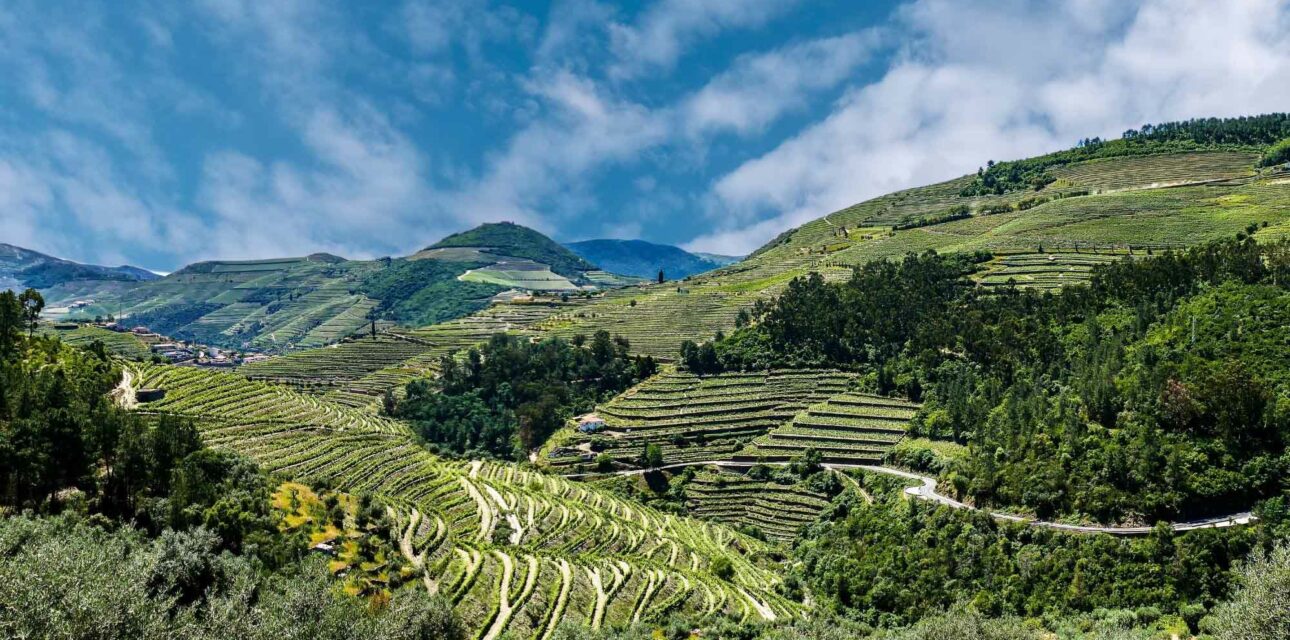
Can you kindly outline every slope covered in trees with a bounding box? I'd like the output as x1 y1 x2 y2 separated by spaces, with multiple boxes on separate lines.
702 236 1290 523
397 331 657 458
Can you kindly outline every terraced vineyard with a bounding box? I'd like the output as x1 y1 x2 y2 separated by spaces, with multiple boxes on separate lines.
129 363 407 435
736 393 919 465
123 363 804 635
240 334 434 390
546 369 856 469
685 471 832 543
537 286 759 359
1046 151 1258 192
975 251 1125 290
41 325 152 359
459 260 580 291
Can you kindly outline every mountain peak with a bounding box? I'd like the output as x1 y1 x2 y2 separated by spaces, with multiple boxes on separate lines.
427 222 596 276
564 238 739 280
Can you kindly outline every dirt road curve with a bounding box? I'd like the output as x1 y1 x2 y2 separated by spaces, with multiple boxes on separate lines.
562 460 1257 536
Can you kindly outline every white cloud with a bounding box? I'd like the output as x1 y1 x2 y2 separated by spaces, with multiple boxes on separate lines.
197 106 448 260
449 70 671 234
0 132 205 266
688 0 1290 254
608 0 802 77
683 31 880 137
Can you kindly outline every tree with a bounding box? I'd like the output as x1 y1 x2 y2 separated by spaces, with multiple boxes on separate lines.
1206 542 1290 639
710 556 734 581
657 269 665 284
0 291 22 357
365 307 379 339
18 288 43 337
641 443 664 469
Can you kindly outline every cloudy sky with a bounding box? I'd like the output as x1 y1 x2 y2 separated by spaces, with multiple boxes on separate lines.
1 0 1287 270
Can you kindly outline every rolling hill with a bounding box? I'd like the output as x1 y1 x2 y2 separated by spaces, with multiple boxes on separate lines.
35 223 633 353
565 239 740 280
0 243 159 294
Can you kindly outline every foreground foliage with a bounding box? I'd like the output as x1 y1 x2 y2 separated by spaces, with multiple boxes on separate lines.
0 515 463 640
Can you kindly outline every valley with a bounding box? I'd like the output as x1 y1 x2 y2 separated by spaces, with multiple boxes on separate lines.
5 115 1290 640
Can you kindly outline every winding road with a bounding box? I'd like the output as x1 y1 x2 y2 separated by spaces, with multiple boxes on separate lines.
563 460 1257 536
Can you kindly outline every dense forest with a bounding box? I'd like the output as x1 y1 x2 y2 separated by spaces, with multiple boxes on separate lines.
357 258 504 326
961 113 1290 195
697 235 1290 523
397 331 657 459
0 290 465 639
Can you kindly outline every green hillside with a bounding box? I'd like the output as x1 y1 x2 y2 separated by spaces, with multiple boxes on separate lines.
236 118 1290 412
0 242 159 294
530 134 1290 358
39 224 626 353
425 222 598 278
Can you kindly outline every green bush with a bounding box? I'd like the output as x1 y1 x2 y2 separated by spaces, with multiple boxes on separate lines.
1260 137 1290 167
711 556 735 581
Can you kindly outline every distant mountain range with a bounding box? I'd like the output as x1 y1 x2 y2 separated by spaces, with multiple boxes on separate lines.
564 239 740 280
0 243 159 293
14 222 671 352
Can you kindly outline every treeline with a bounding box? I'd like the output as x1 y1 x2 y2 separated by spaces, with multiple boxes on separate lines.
695 235 1290 522
960 113 1290 195
1119 114 1290 146
398 331 657 459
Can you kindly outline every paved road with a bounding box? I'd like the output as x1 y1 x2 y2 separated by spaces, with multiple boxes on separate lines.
563 460 1258 536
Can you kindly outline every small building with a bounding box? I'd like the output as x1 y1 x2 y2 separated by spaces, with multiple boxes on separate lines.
136 388 166 403
577 414 606 434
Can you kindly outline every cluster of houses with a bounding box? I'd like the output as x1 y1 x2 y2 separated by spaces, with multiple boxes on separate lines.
95 321 269 367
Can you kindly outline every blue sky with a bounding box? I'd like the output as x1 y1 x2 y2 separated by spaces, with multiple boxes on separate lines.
1 0 1288 271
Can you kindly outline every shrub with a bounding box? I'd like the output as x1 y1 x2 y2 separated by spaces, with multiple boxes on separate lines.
1260 137 1290 167
711 556 735 581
